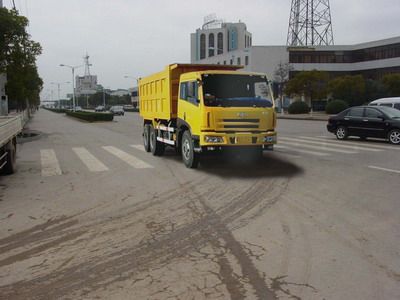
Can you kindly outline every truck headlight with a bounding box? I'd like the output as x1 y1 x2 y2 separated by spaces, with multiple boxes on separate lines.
205 136 224 143
264 136 276 143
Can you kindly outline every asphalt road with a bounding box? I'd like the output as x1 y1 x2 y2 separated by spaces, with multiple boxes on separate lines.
0 110 399 299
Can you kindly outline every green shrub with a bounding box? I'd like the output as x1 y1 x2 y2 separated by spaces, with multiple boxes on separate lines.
325 100 349 114
44 107 66 113
124 108 139 112
288 101 310 114
66 111 114 122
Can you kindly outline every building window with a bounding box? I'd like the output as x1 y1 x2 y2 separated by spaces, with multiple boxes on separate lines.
245 56 249 65
209 33 215 57
230 59 233 65
217 32 223 54
200 34 206 59
228 27 238 51
223 60 226 65
237 57 241 65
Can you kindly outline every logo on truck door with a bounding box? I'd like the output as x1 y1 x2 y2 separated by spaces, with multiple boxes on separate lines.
237 112 248 118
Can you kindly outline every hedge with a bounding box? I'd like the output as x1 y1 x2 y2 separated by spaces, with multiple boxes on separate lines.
44 108 66 113
288 101 310 114
66 111 114 122
325 100 349 114
124 108 139 112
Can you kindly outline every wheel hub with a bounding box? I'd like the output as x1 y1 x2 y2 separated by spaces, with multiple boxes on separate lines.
182 139 190 160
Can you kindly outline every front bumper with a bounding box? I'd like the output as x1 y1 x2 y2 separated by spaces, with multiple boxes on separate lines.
326 124 336 133
200 131 277 147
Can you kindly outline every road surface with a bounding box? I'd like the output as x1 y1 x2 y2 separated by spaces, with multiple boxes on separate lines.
0 110 399 299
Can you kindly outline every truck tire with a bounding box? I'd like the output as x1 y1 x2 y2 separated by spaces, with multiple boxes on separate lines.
2 139 17 175
181 131 199 168
149 125 165 156
143 124 151 152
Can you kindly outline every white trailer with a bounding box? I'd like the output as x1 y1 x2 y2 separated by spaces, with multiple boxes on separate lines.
0 116 22 174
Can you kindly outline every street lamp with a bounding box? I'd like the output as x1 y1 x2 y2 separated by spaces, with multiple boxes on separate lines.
51 81 70 108
124 75 140 108
59 64 83 110
102 86 110 108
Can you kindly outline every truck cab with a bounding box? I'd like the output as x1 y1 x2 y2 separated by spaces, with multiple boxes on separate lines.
177 71 276 149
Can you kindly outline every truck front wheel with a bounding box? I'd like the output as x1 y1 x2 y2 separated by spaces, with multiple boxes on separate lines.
149 125 165 156
1 139 17 175
181 131 199 168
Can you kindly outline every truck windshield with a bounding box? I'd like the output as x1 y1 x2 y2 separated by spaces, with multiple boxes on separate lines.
202 74 273 107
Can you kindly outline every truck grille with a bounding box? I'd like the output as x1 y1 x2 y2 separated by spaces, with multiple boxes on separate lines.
217 118 260 131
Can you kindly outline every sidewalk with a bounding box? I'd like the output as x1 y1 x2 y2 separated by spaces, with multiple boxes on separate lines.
277 112 331 121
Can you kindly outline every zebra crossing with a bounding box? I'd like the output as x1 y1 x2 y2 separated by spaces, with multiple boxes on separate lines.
39 145 152 177
276 136 397 157
36 136 397 177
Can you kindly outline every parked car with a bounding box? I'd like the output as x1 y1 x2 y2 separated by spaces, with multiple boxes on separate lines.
95 105 105 112
109 106 124 115
74 106 83 112
369 97 400 110
327 106 400 144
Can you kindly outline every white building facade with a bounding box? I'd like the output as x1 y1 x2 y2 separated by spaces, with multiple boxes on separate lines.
190 19 289 80
191 19 400 82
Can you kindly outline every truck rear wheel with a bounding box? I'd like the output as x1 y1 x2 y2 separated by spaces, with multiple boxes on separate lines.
181 131 199 168
1 139 17 175
149 125 165 156
143 124 151 152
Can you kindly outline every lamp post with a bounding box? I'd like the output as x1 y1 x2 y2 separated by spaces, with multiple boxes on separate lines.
102 86 108 108
59 64 82 110
124 75 140 108
51 81 70 108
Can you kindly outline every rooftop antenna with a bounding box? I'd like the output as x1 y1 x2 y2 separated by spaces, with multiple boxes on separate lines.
287 0 334 46
83 53 92 76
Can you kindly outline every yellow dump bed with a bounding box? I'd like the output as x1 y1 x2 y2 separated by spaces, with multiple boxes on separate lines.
139 64 241 121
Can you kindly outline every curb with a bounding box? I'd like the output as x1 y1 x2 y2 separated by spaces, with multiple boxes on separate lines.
277 114 330 121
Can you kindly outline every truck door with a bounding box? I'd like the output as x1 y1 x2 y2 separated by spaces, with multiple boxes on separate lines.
178 81 201 136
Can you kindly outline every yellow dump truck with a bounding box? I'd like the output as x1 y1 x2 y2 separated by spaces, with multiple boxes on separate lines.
139 64 277 168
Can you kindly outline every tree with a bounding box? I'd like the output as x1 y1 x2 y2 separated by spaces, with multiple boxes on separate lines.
285 70 329 107
0 7 43 110
382 73 400 97
273 61 292 111
327 75 366 106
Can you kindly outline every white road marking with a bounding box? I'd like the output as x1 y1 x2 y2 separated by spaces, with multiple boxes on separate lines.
314 136 400 150
282 136 382 152
130 144 145 152
40 149 62 177
275 145 330 157
102 146 153 169
368 166 400 174
72 147 109 172
278 140 358 154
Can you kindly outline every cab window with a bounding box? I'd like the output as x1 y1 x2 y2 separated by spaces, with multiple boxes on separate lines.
180 81 199 106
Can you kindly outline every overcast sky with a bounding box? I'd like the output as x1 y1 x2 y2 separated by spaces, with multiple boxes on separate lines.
3 0 400 99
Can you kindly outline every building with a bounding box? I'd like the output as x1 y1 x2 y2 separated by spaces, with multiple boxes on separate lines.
75 74 98 96
192 19 400 80
191 16 252 62
110 89 129 97
190 16 287 80
289 36 400 80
